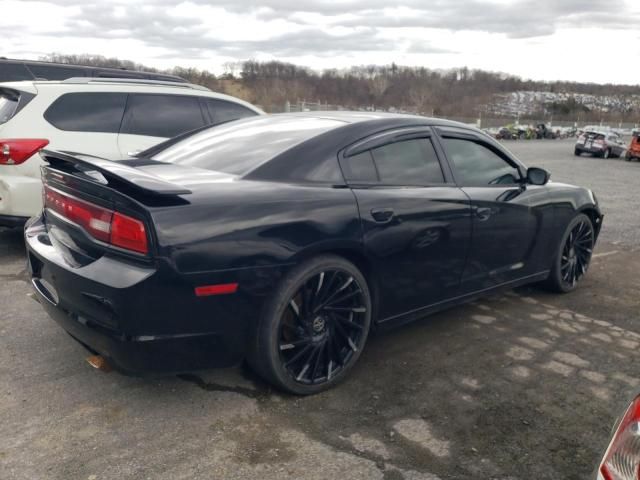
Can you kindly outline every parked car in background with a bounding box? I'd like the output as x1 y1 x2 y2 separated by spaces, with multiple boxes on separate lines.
26 112 602 394
0 77 262 227
596 393 640 479
625 132 640 162
575 130 626 158
0 57 186 83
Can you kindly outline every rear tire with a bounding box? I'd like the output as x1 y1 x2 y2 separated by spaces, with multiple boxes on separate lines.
544 214 594 293
248 255 372 395
602 148 611 159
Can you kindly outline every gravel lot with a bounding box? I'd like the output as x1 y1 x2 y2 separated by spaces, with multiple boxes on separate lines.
1 139 639 480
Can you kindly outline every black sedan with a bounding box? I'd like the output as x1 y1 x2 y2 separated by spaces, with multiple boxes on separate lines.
26 113 603 394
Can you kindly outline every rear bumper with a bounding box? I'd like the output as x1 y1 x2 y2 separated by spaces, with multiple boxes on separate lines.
0 174 42 218
0 214 28 228
25 215 271 374
33 289 232 374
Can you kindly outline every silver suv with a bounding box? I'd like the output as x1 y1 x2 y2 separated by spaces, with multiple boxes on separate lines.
574 130 626 158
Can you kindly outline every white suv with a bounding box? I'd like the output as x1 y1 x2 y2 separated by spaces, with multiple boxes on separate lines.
0 78 263 226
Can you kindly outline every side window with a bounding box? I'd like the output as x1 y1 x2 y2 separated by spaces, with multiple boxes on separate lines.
121 94 206 138
341 151 378 183
203 98 257 125
44 93 127 133
442 138 520 186
371 138 445 185
0 63 34 82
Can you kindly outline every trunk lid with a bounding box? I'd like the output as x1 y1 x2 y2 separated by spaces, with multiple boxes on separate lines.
39 150 229 265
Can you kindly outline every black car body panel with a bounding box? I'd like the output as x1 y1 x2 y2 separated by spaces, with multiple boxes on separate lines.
25 113 603 375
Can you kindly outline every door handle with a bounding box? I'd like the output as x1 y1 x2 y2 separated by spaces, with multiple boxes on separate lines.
371 208 395 223
476 207 493 221
127 149 142 157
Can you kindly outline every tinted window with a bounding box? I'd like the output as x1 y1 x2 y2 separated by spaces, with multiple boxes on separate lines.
371 138 445 185
0 62 34 82
0 90 20 125
44 93 127 133
152 115 344 175
203 98 257 125
27 64 86 80
121 94 206 138
342 151 378 183
442 138 520 186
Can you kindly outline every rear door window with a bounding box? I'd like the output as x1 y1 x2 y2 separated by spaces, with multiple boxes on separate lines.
371 138 445 185
121 94 206 138
44 93 127 133
202 98 257 125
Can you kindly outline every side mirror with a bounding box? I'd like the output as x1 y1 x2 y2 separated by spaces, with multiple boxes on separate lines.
526 167 550 185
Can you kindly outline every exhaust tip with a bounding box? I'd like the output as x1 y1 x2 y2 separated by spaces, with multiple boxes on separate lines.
86 355 112 373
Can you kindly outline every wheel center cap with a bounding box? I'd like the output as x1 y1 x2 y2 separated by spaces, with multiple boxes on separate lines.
312 316 326 333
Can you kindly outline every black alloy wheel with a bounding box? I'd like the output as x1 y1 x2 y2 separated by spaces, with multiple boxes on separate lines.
249 255 371 394
545 213 594 293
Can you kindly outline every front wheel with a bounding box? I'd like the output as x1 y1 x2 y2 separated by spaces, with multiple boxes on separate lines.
574 148 581 156
602 148 611 159
248 255 372 395
544 214 595 293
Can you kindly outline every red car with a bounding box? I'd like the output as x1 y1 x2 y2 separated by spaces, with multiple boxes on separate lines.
625 133 640 162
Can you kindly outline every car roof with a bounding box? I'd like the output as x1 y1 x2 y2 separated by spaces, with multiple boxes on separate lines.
267 111 482 131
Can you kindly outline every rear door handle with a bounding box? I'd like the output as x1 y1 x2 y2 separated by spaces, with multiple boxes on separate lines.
371 208 395 223
476 207 492 221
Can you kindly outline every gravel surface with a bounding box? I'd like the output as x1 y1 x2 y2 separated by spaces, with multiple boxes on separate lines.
1 139 639 480
505 138 640 246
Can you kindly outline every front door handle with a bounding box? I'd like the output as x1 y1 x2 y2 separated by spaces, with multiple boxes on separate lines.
371 208 395 223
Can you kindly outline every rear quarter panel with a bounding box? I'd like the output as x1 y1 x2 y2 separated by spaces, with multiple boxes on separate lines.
150 181 362 274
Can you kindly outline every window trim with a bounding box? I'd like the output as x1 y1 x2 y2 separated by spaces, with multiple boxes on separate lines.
434 127 526 188
119 92 207 138
339 126 455 188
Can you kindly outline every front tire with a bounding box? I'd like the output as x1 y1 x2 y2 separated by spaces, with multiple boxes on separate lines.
248 255 372 395
544 214 595 293
602 148 611 159
574 148 581 156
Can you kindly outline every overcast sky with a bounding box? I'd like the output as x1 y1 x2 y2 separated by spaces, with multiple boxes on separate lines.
4 0 640 84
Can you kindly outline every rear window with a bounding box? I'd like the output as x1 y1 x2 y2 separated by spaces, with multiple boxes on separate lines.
0 90 20 125
44 93 127 133
152 115 344 175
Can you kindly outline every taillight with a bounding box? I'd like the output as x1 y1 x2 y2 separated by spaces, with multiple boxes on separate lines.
110 212 148 254
600 395 640 480
0 139 49 165
43 185 148 254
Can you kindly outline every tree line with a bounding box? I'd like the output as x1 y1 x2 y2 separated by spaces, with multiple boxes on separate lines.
41 54 640 121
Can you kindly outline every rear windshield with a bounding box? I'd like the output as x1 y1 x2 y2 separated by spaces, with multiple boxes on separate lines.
151 115 345 175
0 89 19 125
585 131 606 139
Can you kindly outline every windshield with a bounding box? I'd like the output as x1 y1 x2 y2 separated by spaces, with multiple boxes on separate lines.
0 90 19 125
151 115 345 175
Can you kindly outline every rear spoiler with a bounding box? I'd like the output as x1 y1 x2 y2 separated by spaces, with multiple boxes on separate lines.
40 149 191 196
